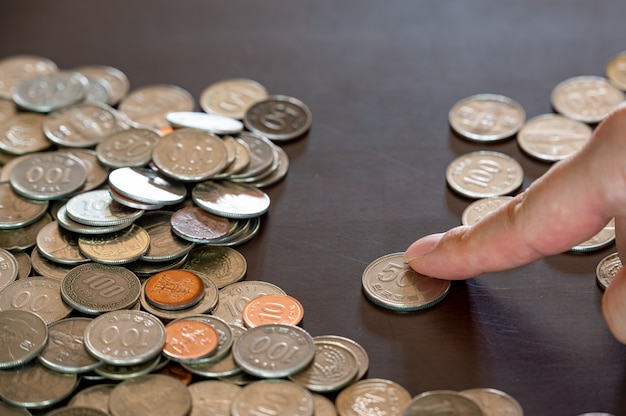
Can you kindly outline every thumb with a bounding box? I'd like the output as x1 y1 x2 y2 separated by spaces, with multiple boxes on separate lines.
602 266 626 344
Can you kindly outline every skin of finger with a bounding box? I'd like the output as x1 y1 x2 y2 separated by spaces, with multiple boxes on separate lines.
602 266 626 344
406 107 626 280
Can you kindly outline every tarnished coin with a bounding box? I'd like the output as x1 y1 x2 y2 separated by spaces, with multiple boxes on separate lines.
232 323 315 378
244 95 312 141
12 70 88 113
182 245 247 288
288 340 358 393
0 212 51 251
230 379 314 416
38 317 102 373
10 151 87 201
200 78 268 119
0 310 48 369
0 400 32 416
108 166 187 205
209 216 261 247
187 380 243 416
0 247 19 291
460 388 524 416
551 75 625 124
135 210 195 262
0 54 58 99
596 252 622 290
42 406 109 416
118 84 195 129
84 310 166 366
569 218 615 253
517 113 593 162
163 318 220 362
362 252 451 311
78 224 150 264
448 93 526 142
0 113 51 155
212 280 286 327
65 189 143 227
96 128 160 168
166 111 244 135
152 128 229 182
13 250 31 280
313 335 369 380
229 132 276 180
242 293 304 328
56 148 110 194
402 390 484 415
74 64 130 105
461 196 513 226
0 277 71 324
30 248 75 281
446 151 524 199
36 221 89 265
170 206 231 243
68 384 115 414
43 102 125 148
192 180 270 219
335 378 411 416
144 269 205 311
108 374 192 416
0 182 48 230
61 262 141 314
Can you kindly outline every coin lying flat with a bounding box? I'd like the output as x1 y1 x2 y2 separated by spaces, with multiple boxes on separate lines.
12 70 88 113
362 252 451 311
65 189 144 227
448 93 526 142
182 324 244 378
230 379 314 416
569 218 615 253
211 280 286 327
108 167 187 206
244 95 312 141
402 390 484 415
192 180 270 219
35 221 89 265
134 210 195 262
170 206 231 243
96 128 160 168
0 310 48 369
0 113 51 155
596 252 622 290
108 374 192 416
313 335 369 381
162 318 220 362
200 78 268 119
0 54 58 99
187 380 242 416
0 277 71 324
460 388 524 416
74 64 130 105
144 269 205 311
335 378 412 416
118 84 195 130
0 182 48 230
0 247 18 291
242 293 304 328
461 196 513 226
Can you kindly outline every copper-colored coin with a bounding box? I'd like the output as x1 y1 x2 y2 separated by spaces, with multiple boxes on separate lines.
170 206 231 243
163 318 220 362
144 269 205 311
242 293 305 328
153 360 193 385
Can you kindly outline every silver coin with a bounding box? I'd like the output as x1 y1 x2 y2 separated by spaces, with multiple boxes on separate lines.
61 263 141 315
0 182 48 230
0 113 51 155
134 210 195 262
82 74 113 104
56 203 133 235
231 380 314 416
84 310 166 366
12 70 88 113
0 247 18 291
246 145 289 188
362 252 451 311
200 78 268 119
10 151 87 201
96 128 160 168
0 54 58 99
170 206 232 243
448 93 525 142
108 374 192 416
313 335 369 380
187 380 242 416
335 378 411 416
182 245 247 289
446 151 524 199
43 102 125 148
67 383 115 414
229 132 276 180
151 128 229 182
118 84 195 130
77 224 150 265
244 95 312 141
288 340 358 393
109 187 166 210
461 196 513 226
232 323 315 378
0 212 51 251
74 64 130 105
108 166 187 205
216 137 251 179
551 75 626 124
65 189 144 227
192 180 270 219
403 390 484 415
93 354 163 380
30 248 75 281
569 218 615 253
517 113 593 162
0 361 78 409
0 276 71 324
125 253 189 278
206 217 261 247
596 251 622 291
166 111 244 135
460 388 524 416
212 280 286 327
35 221 89 265
38 317 102 373
56 148 110 194
0 310 48 369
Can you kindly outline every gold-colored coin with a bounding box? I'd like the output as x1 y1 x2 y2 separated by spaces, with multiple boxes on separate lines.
242 293 304 328
78 223 150 265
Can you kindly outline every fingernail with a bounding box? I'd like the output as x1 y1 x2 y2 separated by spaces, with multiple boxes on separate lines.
404 233 444 263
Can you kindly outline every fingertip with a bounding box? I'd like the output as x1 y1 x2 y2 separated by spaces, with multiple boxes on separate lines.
602 268 626 344
404 233 444 267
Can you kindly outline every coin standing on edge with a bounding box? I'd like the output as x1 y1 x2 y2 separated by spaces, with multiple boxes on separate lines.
596 252 622 291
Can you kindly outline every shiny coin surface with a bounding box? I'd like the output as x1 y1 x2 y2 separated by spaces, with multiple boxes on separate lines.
242 293 304 328
461 196 513 226
0 277 71 324
212 280 286 327
170 206 231 243
517 113 592 162
313 335 369 381
74 64 130 105
460 388 524 416
38 317 101 373
10 151 87 200
187 380 243 416
569 218 615 253
96 127 160 168
0 113 51 155
108 374 192 416
182 322 244 378
402 390 484 415
229 132 276 179
84 310 166 366
192 180 270 219
12 70 88 113
446 150 524 199
362 252 451 311
144 269 205 311
65 189 143 227
56 203 133 235
230 379 314 416
35 221 89 265
246 144 290 188
179 315 235 364
244 95 312 141
606 51 626 90
163 318 220 362
0 310 48 369
232 323 315 378
596 252 622 290
0 247 18 291
200 78 268 119
0 54 58 99
77 223 150 264
182 245 247 288
448 93 525 142
60 262 141 314
135 210 195 262
119 84 195 130
336 378 411 416
0 182 48 229
166 111 244 135
108 166 187 205
551 75 625 124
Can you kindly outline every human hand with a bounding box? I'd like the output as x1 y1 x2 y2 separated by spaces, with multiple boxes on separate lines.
404 104 626 343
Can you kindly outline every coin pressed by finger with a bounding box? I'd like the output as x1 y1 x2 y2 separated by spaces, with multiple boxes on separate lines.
144 269 205 311
162 318 220 362
569 218 615 253
461 196 513 226
242 293 304 328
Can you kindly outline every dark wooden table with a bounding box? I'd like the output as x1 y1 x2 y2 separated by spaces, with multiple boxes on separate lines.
1 1 625 415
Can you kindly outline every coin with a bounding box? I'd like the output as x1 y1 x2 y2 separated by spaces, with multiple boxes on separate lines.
134 210 195 262
108 374 192 416
166 111 244 135
192 180 270 219
242 293 304 328
12 250 31 280
596 252 622 290
93 355 163 381
57 148 110 194
335 378 411 416
0 98 16 125
245 144 289 188
67 384 115 414
170 206 231 243
362 252 451 311
313 335 369 380
162 318 220 362
0 113 51 155
569 218 615 253
200 78 268 119
182 245 247 288
144 269 205 311
230 379 314 416
0 247 18 291
96 128 160 168
77 223 150 264
461 196 513 226
312 394 338 416
187 380 242 416
56 203 133 235
0 54 58 99
44 407 109 416
0 310 48 369
35 221 89 265
118 84 195 129
516 113 592 162
0 182 48 230
12 70 88 113
30 248 75 281
108 166 187 206
0 211 51 251
448 93 525 142
402 390 484 415
460 388 524 416
244 95 312 141
211 280 286 327
0 400 33 415
229 132 276 179
446 151 524 199
74 64 130 105
551 75 625 124
65 189 144 227
0 277 71 324
182 314 235 364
